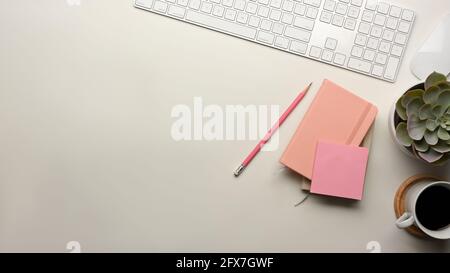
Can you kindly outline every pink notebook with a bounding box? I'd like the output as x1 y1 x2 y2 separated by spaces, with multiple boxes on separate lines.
280 79 377 179
310 141 369 200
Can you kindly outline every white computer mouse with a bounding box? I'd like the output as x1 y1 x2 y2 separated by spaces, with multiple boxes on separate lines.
411 14 450 80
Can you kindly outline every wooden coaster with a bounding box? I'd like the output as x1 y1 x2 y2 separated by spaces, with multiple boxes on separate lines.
394 174 444 237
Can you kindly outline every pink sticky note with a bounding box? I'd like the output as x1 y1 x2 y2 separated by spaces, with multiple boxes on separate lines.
310 141 369 201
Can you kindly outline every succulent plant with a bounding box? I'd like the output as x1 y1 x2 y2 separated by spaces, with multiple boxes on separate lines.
395 72 450 165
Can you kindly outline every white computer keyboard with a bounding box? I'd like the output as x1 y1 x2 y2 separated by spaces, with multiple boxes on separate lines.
135 0 415 82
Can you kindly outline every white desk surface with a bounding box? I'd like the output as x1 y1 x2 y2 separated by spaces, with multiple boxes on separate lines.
0 0 449 253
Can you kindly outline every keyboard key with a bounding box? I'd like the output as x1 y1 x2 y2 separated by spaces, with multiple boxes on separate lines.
236 12 248 23
223 0 233 6
285 26 311 42
235 0 245 10
374 14 386 26
325 38 338 50
282 13 294 24
290 41 308 54
379 41 391 53
260 19 272 30
225 9 237 20
355 34 367 46
189 0 201 9
386 17 398 30
361 10 374 22
309 46 322 58
391 44 403 57
358 22 371 34
320 11 333 23
366 37 379 49
168 5 186 18
382 29 394 41
135 0 153 8
273 23 284 34
332 14 344 27
321 50 334 62
347 6 360 18
306 7 319 19
377 2 390 14
153 1 168 12
372 65 384 77
335 3 347 15
333 53 346 65
324 0 336 11
270 0 282 9
270 9 282 21
186 10 257 39
283 1 294 12
363 49 375 61
384 57 400 80
201 2 213 13
351 46 363 57
212 5 225 16
344 18 356 30
258 6 270 17
398 21 411 33
304 0 322 8
275 36 289 48
178 0 188 6
390 6 402 18
257 31 275 44
246 2 258 14
375 53 388 64
395 33 407 45
348 58 372 73
294 4 307 16
248 16 260 27
370 26 383 38
257 31 275 45
365 0 377 11
402 9 414 21
351 0 363 7
294 16 315 30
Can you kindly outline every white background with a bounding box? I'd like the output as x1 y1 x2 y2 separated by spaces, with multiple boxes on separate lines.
0 0 449 252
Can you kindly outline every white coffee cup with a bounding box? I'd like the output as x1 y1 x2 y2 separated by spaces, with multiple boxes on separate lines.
396 180 450 240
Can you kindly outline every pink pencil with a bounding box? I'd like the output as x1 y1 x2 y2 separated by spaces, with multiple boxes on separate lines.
234 83 312 177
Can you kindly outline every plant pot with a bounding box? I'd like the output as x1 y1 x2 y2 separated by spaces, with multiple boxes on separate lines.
389 83 449 165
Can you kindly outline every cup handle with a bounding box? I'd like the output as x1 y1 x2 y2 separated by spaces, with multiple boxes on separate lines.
396 212 415 229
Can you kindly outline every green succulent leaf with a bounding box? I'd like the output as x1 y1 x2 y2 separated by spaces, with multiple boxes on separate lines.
426 119 440 131
431 140 450 153
425 72 448 90
401 89 424 107
438 127 450 141
419 104 434 120
406 98 424 118
418 149 444 164
432 105 446 118
395 99 407 120
413 139 429 152
407 115 427 141
395 122 413 147
423 86 441 104
437 90 450 107
424 130 439 145
437 82 450 90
